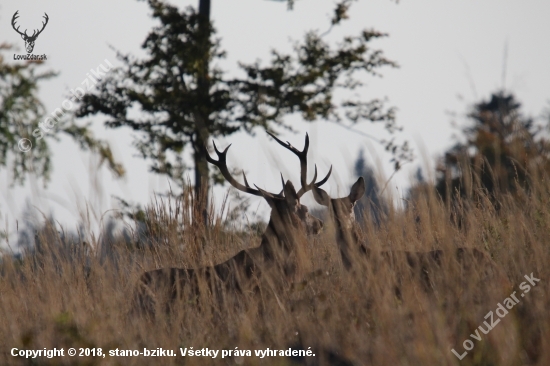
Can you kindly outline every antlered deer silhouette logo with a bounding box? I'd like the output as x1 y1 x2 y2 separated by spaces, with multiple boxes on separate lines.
12 11 49 54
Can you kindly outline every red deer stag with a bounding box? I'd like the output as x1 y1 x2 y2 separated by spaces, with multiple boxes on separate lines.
136 133 331 314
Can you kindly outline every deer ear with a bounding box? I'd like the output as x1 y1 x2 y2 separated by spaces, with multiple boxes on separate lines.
312 186 330 207
283 181 299 206
349 177 366 203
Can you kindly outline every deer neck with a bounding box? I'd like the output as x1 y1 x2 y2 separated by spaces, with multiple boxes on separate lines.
260 213 299 259
256 206 309 281
331 200 362 270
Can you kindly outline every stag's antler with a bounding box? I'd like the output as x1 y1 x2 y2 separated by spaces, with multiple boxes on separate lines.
267 132 332 198
11 11 49 40
11 11 24 36
32 13 49 39
206 141 284 200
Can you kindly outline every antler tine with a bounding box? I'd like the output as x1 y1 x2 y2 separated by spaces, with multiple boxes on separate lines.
268 132 331 198
266 131 307 155
296 164 332 197
310 165 318 187
242 172 251 188
206 140 283 199
296 165 316 197
267 131 309 190
206 140 260 196
315 165 333 187
11 11 24 36
279 173 285 195
36 13 49 35
253 184 279 200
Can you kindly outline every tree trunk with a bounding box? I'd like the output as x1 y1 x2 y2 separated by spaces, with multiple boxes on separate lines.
193 136 209 224
195 0 211 225
199 0 210 19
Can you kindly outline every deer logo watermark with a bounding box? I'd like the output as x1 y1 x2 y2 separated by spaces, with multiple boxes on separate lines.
12 11 49 54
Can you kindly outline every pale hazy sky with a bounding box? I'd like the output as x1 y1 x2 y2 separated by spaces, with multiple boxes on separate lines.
1 0 549 244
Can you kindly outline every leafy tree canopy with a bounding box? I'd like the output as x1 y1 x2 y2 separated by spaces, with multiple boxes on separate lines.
436 91 550 203
0 43 55 185
0 44 124 187
74 0 405 195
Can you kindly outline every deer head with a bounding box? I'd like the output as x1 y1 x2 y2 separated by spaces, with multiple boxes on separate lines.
12 11 49 54
206 133 332 262
313 177 366 269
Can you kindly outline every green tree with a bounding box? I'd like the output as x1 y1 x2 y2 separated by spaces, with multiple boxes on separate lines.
0 44 124 187
353 148 388 226
0 43 55 184
435 91 550 204
74 0 404 223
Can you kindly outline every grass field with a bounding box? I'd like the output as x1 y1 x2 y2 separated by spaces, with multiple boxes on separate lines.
1 177 549 366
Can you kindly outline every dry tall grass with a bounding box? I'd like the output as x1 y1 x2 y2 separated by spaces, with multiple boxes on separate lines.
1 174 549 366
